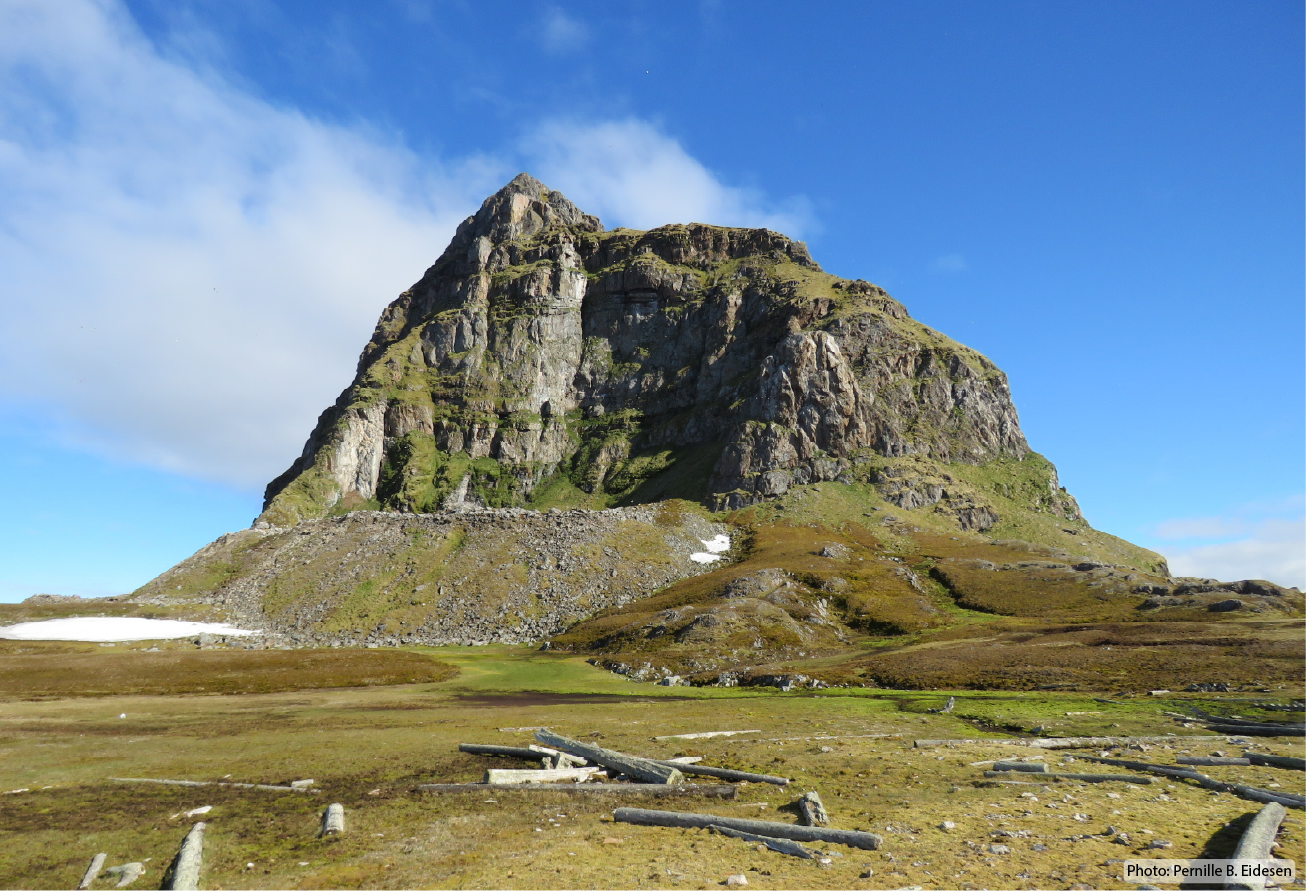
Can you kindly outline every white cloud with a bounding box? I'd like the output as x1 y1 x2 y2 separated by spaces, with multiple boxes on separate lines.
524 118 812 236
1161 519 1304 589
539 7 589 53
0 2 504 488
932 253 968 273
1148 503 1305 588
0 2 810 493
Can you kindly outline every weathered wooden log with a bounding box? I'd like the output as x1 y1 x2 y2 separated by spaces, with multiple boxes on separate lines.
321 803 345 836
709 824 814 858
165 822 204 891
1225 802 1288 891
78 853 107 890
612 807 883 850
104 863 144 888
984 770 1153 784
534 730 683 784
1193 711 1306 733
1079 756 1304 808
1247 753 1306 771
484 767 601 784
914 735 1229 749
654 730 761 740
530 745 586 769
645 760 789 786
1204 723 1306 738
992 760 1049 773
417 783 736 798
1178 757 1253 766
110 777 308 792
797 791 829 826
458 743 548 761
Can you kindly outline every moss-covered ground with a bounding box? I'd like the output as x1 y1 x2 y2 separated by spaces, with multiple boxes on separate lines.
0 645 1302 890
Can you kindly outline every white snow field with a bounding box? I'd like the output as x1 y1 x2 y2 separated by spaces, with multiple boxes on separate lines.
0 617 254 642
689 533 731 564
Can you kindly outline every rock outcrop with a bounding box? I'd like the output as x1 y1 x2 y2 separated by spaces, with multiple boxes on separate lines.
260 173 1032 526
132 505 729 645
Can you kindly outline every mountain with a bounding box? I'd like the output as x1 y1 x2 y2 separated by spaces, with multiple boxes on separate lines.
259 173 1059 533
130 175 1302 689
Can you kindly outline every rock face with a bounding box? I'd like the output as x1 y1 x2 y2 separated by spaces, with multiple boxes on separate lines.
260 173 1037 525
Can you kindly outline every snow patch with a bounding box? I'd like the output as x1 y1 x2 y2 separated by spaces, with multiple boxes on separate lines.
689 552 722 564
700 534 731 553
0 617 255 642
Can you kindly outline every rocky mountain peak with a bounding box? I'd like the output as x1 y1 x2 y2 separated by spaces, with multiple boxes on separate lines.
462 172 600 255
261 174 1054 528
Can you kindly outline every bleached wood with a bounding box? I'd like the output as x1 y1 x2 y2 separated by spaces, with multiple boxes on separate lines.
78 853 106 890
534 730 683 784
164 822 204 891
321 803 345 836
484 767 601 784
613 807 882 849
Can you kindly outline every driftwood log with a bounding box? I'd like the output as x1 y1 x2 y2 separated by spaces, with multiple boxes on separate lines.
1178 757 1252 766
992 761 1049 773
78 853 107 890
1193 717 1306 737
1247 753 1306 771
104 863 144 888
417 783 736 798
111 777 309 793
534 730 682 784
914 735 1229 749
797 791 829 826
321 803 345 836
645 759 789 786
1080 756 1304 808
458 743 548 761
709 824 814 858
1225 802 1288 891
164 822 205 891
984 770 1153 784
484 767 601 784
613 807 883 850
653 730 761 740
530 745 586 769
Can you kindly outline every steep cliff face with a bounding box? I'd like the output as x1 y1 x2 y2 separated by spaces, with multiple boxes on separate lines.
261 173 1040 527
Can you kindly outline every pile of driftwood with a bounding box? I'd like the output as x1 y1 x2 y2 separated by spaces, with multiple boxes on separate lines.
1075 753 1305 809
1178 710 1306 738
425 729 882 856
421 729 789 798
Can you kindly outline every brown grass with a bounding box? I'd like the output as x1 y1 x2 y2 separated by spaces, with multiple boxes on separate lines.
0 645 457 700
842 620 1306 691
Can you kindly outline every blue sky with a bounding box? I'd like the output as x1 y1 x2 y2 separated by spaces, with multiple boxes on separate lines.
0 0 1301 600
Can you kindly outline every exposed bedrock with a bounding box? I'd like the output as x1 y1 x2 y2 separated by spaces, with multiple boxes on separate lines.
259 173 1033 525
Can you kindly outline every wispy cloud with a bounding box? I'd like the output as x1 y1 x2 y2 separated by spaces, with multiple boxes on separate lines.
0 1 810 492
1146 498 1305 588
0 0 503 488
524 118 812 236
539 7 589 54
932 253 968 273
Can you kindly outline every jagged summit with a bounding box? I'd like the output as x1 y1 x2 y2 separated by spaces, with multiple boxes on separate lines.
260 173 1049 530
